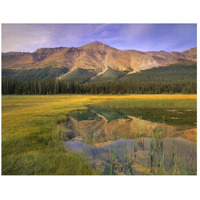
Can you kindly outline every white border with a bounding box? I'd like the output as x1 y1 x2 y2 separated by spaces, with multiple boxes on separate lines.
0 0 199 200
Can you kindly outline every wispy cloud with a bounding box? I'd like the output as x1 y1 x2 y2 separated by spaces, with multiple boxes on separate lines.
2 24 53 52
2 24 197 52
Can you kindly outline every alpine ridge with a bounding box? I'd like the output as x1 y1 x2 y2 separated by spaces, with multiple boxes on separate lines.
2 42 197 81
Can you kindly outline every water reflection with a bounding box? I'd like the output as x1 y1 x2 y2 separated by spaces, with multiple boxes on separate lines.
65 138 196 175
64 105 197 175
64 107 196 143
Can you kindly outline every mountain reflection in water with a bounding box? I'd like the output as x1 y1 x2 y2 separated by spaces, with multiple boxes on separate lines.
64 106 197 175
65 138 196 175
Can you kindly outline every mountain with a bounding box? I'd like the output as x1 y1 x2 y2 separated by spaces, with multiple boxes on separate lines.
2 41 197 81
119 61 197 83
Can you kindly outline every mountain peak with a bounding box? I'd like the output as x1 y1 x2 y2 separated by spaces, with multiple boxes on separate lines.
81 41 112 49
2 42 197 76
88 41 106 45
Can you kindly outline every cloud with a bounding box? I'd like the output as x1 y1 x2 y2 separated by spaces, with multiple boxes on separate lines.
2 24 197 52
2 24 53 52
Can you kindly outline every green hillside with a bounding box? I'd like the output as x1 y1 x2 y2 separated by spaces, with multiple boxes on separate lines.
61 68 97 83
91 67 127 83
119 61 196 83
2 67 69 80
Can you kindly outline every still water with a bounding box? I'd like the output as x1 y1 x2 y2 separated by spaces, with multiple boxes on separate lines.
64 101 197 175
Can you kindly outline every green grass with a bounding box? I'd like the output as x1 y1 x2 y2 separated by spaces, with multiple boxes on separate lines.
2 95 101 175
2 94 197 175
98 98 197 128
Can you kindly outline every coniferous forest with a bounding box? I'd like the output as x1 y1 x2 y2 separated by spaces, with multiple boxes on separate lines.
2 77 196 95
2 62 197 95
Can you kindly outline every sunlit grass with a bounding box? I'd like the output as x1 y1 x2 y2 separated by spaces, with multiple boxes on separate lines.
2 94 196 175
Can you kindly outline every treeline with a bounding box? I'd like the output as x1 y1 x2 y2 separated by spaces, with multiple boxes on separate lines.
2 78 197 95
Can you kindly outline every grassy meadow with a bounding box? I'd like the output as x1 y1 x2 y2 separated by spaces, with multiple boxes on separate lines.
1 94 197 175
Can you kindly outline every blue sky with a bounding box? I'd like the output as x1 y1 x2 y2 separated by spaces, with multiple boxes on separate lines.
2 24 197 52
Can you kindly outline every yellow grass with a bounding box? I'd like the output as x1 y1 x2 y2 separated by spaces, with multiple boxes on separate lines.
1 94 197 175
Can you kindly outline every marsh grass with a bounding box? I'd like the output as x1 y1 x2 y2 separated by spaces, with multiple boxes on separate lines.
2 94 197 175
89 108 196 175
98 98 197 129
2 95 102 175
100 117 196 175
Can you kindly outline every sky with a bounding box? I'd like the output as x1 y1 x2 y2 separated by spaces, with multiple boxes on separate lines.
2 24 197 53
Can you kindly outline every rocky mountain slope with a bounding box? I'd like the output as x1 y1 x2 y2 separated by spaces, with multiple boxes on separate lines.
2 41 197 80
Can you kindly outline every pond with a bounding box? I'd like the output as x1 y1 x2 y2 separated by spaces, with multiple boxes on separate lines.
64 99 197 175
